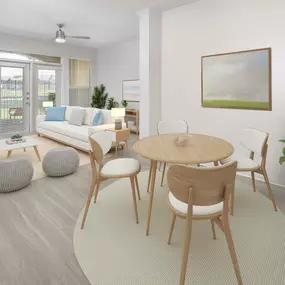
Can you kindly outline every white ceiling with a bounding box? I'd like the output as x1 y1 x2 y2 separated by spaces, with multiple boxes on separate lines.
0 0 198 48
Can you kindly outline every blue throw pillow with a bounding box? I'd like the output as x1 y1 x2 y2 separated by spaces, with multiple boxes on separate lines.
92 110 103 126
45 107 66 121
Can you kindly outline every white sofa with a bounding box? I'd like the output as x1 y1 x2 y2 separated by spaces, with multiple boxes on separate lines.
36 106 125 152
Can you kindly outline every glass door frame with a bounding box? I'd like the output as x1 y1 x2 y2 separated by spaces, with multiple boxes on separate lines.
0 61 30 134
31 64 61 131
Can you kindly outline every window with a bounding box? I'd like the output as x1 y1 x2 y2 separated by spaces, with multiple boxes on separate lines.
69 59 90 88
0 52 30 61
69 59 91 107
0 51 61 64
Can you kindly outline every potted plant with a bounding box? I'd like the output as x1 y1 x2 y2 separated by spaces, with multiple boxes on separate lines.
91 84 108 109
48 92 56 106
106 97 119 110
7 133 25 145
121 100 128 108
279 139 285 164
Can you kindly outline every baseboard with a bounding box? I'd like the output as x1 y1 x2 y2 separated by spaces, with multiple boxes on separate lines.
237 172 285 189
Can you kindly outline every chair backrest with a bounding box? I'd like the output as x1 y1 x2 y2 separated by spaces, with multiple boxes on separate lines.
89 130 113 164
157 120 188 135
240 128 268 156
167 161 237 206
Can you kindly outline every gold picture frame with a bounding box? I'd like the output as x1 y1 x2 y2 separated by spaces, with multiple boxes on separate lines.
201 47 272 111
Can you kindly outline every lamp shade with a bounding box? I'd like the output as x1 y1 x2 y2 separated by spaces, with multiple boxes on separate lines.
55 38 66 43
111 108 125 118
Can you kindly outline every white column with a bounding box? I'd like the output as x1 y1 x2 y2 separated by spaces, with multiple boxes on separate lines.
138 9 162 138
61 56 69 106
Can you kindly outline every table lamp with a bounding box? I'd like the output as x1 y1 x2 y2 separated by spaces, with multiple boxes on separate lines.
111 108 125 130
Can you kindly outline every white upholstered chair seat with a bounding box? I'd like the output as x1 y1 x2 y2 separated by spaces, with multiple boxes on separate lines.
101 158 140 177
221 154 260 172
168 192 223 216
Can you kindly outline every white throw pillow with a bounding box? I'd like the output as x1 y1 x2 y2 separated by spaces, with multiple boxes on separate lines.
64 106 80 121
69 108 85 126
83 108 95 126
101 109 113 124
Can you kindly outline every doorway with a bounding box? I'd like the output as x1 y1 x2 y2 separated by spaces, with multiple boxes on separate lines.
0 61 30 134
0 52 62 136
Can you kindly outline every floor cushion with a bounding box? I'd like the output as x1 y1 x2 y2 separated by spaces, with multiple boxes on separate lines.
0 157 34 192
43 147 80 177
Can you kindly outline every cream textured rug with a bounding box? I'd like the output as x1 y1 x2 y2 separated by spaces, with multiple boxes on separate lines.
0 135 90 181
74 171 285 285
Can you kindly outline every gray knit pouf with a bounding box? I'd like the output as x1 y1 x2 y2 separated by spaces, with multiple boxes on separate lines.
0 157 34 193
43 147 80 177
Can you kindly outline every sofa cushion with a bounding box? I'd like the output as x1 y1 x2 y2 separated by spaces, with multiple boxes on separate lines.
65 106 73 121
69 108 85 126
92 110 103 126
65 106 80 121
83 108 95 126
38 121 89 143
45 107 66 121
101 109 113 124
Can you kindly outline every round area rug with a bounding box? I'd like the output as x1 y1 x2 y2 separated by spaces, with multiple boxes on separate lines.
74 171 285 285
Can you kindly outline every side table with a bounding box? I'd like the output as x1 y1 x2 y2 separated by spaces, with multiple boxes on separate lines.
110 128 131 156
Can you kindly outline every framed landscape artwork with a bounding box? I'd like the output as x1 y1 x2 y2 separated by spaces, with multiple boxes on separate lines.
201 48 272 110
122 79 140 102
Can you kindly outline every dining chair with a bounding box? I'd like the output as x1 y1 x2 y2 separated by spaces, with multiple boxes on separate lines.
81 130 141 229
155 120 189 188
167 162 242 285
220 128 277 214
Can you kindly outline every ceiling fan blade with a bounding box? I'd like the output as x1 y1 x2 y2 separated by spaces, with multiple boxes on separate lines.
66 36 91 40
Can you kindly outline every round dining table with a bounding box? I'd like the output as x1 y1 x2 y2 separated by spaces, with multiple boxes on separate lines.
133 133 234 236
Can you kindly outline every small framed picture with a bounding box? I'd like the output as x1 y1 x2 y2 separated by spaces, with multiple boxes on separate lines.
122 80 140 102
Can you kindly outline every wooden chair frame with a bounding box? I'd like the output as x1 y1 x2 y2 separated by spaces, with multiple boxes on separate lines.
81 132 141 229
229 135 277 214
167 163 242 285
147 120 189 191
9 107 24 120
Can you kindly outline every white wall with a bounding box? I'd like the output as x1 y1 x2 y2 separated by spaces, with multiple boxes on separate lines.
0 31 97 105
95 39 139 108
162 0 285 186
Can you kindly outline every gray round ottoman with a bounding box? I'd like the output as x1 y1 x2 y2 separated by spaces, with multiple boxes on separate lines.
0 157 34 193
43 147 80 177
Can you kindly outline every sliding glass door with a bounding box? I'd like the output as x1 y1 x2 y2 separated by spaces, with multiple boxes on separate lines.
0 62 30 134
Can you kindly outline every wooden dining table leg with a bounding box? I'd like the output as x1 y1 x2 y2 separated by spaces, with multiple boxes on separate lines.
147 160 153 193
146 160 158 236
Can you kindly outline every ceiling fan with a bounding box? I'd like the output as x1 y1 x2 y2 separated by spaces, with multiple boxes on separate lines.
54 24 90 43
